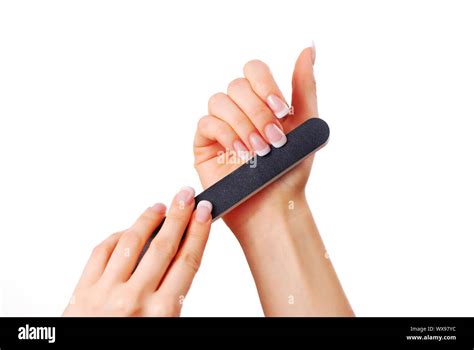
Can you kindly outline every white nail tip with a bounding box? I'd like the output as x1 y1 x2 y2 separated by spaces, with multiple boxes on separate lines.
275 106 290 119
197 200 213 211
256 145 271 157
271 135 287 148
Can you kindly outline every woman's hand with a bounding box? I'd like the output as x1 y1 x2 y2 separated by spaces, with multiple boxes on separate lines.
193 46 317 237
63 187 212 316
193 46 353 316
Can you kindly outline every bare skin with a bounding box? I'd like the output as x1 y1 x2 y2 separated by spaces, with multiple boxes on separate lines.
193 46 354 316
65 46 352 317
63 187 212 316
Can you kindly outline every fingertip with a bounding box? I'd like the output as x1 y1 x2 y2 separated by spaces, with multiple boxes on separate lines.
267 94 291 119
243 59 268 75
296 46 315 69
195 200 213 223
175 186 195 207
291 46 318 118
150 203 167 214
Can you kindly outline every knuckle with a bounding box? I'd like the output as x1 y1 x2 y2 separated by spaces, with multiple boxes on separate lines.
91 232 121 257
228 114 247 128
149 299 180 317
91 243 110 258
121 230 143 250
251 105 272 121
310 75 317 91
187 224 209 242
87 295 104 315
139 210 159 226
197 115 211 131
214 122 230 136
227 77 248 94
293 73 316 92
152 238 178 260
309 75 317 90
208 92 227 109
109 231 122 240
114 295 141 316
193 157 201 170
180 250 202 274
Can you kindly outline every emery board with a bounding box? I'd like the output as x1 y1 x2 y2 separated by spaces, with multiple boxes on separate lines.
137 117 330 262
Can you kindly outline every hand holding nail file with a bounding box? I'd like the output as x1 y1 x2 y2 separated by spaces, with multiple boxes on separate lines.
195 117 329 219
138 118 329 261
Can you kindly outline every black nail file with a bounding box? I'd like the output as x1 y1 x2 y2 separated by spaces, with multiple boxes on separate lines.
137 117 329 263
196 117 330 219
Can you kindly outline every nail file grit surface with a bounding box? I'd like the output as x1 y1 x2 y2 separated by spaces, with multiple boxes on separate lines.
138 117 330 262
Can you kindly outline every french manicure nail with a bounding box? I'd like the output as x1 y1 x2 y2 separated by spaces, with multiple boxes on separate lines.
249 132 271 157
233 140 251 162
176 186 195 206
264 123 287 148
311 40 316 65
150 203 166 213
267 94 290 119
196 200 212 223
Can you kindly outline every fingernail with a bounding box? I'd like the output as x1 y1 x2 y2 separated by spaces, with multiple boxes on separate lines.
311 40 316 65
196 200 212 223
176 186 195 206
267 94 290 119
264 123 287 148
249 132 271 157
233 140 251 162
150 203 166 214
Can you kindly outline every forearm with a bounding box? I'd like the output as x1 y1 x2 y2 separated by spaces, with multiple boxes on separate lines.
227 193 354 316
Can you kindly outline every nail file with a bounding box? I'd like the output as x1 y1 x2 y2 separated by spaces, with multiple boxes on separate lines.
137 117 330 262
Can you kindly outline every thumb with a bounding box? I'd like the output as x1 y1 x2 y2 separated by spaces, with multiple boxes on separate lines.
288 44 318 130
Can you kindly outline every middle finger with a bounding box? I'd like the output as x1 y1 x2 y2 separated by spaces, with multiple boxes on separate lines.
227 78 287 151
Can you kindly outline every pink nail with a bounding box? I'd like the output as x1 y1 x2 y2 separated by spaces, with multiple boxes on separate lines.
196 200 212 223
267 94 290 119
233 140 251 161
176 186 195 206
150 203 166 214
249 132 271 157
264 123 287 148
311 40 316 65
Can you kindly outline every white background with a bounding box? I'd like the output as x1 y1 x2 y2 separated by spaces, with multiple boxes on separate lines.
1 0 473 316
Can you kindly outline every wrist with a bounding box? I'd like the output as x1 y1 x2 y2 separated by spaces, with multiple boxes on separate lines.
224 190 354 316
225 190 310 247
